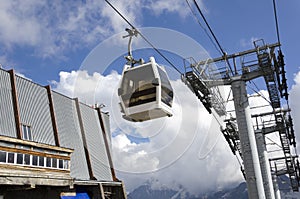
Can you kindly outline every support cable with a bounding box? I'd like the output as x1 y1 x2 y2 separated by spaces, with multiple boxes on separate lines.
272 0 293 115
105 0 183 75
192 0 234 75
235 155 244 170
105 0 135 29
272 0 282 51
225 88 232 104
248 80 272 105
185 0 222 55
193 0 224 56
138 33 183 74
266 136 283 149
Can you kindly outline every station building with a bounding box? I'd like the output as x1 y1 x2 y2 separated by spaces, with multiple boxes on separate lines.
0 69 126 199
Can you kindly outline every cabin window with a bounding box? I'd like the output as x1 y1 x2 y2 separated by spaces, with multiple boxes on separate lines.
157 67 173 107
121 64 157 107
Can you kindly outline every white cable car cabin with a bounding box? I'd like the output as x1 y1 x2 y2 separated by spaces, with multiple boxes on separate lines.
118 57 173 122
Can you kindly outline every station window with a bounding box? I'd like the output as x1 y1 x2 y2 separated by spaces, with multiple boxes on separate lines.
63 160 69 169
52 158 57 168
32 155 38 166
21 124 33 141
7 152 15 164
0 151 6 163
38 156 45 167
24 154 30 165
0 149 69 170
59 159 64 169
46 157 52 168
17 153 23 164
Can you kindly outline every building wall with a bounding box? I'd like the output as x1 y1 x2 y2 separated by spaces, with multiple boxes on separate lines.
52 92 90 180
0 70 16 138
101 112 112 151
0 69 115 182
16 76 55 145
79 103 113 181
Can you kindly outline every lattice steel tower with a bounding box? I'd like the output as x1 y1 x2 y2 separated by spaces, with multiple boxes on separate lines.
182 40 299 199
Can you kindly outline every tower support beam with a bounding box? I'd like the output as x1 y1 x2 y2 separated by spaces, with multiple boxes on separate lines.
256 130 276 199
231 80 265 199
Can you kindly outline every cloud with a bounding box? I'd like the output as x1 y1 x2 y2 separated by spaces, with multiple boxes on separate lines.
0 54 15 69
0 0 204 59
290 70 300 151
0 0 110 58
52 66 300 195
52 70 243 194
146 0 190 17
239 37 260 48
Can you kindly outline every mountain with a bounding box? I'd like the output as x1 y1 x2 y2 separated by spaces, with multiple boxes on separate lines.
128 182 248 199
208 183 248 199
127 184 177 199
128 176 300 199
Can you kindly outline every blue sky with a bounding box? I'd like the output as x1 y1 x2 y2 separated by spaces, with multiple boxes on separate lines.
1 0 300 194
1 0 299 86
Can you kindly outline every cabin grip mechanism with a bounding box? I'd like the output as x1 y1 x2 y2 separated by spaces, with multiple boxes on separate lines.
122 28 144 67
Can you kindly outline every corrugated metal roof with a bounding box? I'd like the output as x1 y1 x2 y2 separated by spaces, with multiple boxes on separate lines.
52 92 90 180
79 103 113 181
0 70 17 138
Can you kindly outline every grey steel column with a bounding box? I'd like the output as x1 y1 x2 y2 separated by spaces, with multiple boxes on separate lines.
256 130 275 198
231 80 265 199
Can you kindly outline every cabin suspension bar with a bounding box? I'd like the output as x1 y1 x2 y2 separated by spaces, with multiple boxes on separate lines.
105 0 183 75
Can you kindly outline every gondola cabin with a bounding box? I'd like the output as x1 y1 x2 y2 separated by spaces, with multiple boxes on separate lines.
118 57 173 122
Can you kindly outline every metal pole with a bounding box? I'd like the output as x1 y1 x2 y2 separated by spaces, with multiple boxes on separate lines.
256 130 276 199
231 80 266 199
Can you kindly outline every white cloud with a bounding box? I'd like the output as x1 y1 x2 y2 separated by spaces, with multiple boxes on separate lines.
290 71 300 152
52 70 243 194
52 67 300 195
239 37 260 48
0 1 119 58
0 54 15 69
0 0 204 59
146 0 190 17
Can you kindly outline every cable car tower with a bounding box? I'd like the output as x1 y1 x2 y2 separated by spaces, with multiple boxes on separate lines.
182 39 299 199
